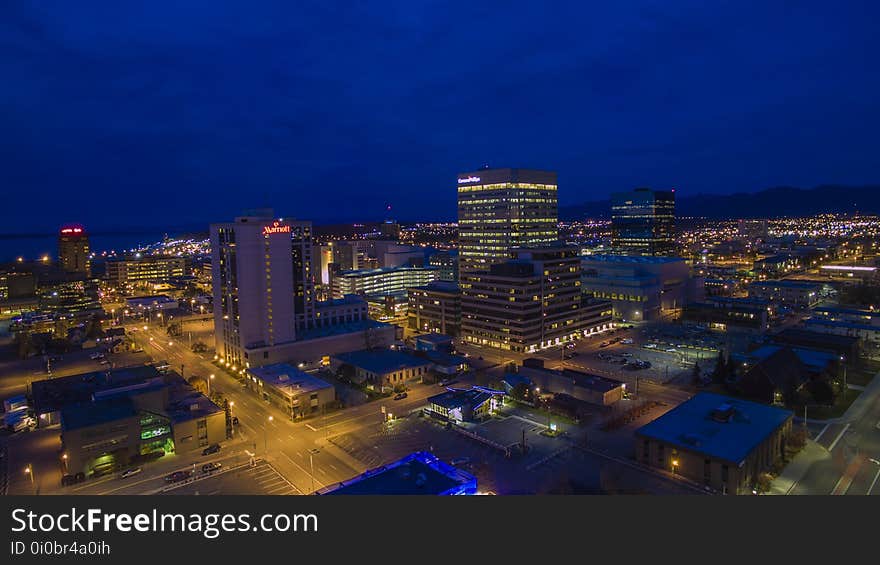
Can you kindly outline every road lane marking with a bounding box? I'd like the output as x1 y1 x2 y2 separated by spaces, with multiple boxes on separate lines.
305 424 318 432
827 423 850 452
813 423 831 442
868 466 880 496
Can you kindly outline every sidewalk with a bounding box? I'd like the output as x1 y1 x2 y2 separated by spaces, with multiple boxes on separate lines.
766 439 829 495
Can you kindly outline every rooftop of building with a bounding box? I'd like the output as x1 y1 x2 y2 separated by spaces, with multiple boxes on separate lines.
125 294 176 304
316 294 367 308
772 328 860 348
316 451 477 495
635 392 792 465
247 363 333 398
60 397 137 431
338 265 439 277
812 305 880 317
333 348 431 374
422 350 469 368
581 254 685 264
164 375 224 422
428 387 500 410
515 366 625 393
739 344 838 370
749 280 822 289
415 333 455 345
296 318 392 341
803 317 879 332
409 281 460 294
31 365 162 414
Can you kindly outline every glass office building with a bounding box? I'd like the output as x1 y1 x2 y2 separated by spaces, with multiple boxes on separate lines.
610 188 675 256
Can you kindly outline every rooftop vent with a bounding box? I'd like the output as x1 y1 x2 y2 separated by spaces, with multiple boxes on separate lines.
711 403 736 423
277 374 289 382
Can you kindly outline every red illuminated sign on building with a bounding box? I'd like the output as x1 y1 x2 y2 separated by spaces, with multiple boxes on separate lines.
262 221 291 236
60 227 84 235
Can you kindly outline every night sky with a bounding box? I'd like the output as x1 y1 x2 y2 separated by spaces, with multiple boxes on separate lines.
2 1 879 232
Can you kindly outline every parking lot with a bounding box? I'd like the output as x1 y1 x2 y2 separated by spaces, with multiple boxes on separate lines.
161 460 300 495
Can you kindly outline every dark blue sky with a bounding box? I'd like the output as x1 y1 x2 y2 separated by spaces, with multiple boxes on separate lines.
2 1 879 231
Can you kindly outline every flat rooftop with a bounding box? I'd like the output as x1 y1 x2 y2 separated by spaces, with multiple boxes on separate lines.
316 451 477 495
333 348 431 375
428 387 498 410
749 280 821 289
247 363 333 398
61 398 137 431
31 365 162 414
296 318 392 341
582 254 685 264
635 392 792 465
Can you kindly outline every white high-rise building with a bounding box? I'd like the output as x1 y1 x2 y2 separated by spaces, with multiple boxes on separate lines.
211 209 298 368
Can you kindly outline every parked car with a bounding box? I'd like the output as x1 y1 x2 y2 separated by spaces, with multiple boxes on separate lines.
202 444 221 456
644 343 658 349
61 473 85 486
202 462 222 473
621 338 634 344
120 467 142 479
599 341 610 348
449 457 471 466
165 470 192 483
393 392 408 400
90 352 105 360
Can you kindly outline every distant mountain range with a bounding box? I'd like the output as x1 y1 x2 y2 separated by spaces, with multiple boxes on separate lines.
559 185 880 220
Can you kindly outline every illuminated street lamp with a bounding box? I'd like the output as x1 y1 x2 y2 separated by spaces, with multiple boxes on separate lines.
264 416 274 452
24 464 36 494
671 459 679 474
61 454 68 474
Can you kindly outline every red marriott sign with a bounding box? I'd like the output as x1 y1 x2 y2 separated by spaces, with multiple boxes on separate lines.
263 221 291 236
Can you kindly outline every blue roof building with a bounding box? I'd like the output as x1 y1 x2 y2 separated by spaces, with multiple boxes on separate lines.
635 392 793 494
315 451 477 495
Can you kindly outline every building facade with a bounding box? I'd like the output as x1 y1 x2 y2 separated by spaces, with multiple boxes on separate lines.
457 168 558 275
460 246 592 352
331 266 438 299
610 188 675 256
407 281 461 337
58 225 90 276
105 256 190 288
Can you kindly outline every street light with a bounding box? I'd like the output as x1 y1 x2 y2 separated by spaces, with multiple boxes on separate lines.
24 464 35 494
264 416 273 453
61 453 68 474
309 449 320 493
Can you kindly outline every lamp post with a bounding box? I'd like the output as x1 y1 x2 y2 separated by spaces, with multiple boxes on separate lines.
24 464 36 494
208 374 215 396
229 401 235 437
264 416 273 453
309 450 319 494
61 454 68 475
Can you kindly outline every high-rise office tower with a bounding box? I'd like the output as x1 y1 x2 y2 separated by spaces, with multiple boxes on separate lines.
460 246 601 352
610 188 675 256
58 225 90 276
457 168 559 276
211 210 299 368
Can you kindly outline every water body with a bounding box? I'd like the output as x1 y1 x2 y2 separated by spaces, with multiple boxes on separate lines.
0 227 206 263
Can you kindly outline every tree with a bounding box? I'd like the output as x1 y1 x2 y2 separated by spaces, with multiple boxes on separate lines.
187 376 208 395
712 351 728 384
691 362 702 386
166 323 182 337
510 382 531 401
191 341 208 353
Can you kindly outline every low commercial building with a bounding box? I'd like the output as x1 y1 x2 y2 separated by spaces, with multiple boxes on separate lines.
44 366 225 479
125 294 179 312
802 317 880 344
770 328 860 359
581 254 703 321
316 451 478 495
635 393 793 494
683 297 771 332
513 360 625 406
748 280 822 308
407 281 461 336
331 348 434 391
245 363 335 419
425 387 504 422
414 333 455 352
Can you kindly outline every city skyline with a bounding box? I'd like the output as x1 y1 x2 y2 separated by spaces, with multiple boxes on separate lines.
3 2 880 232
